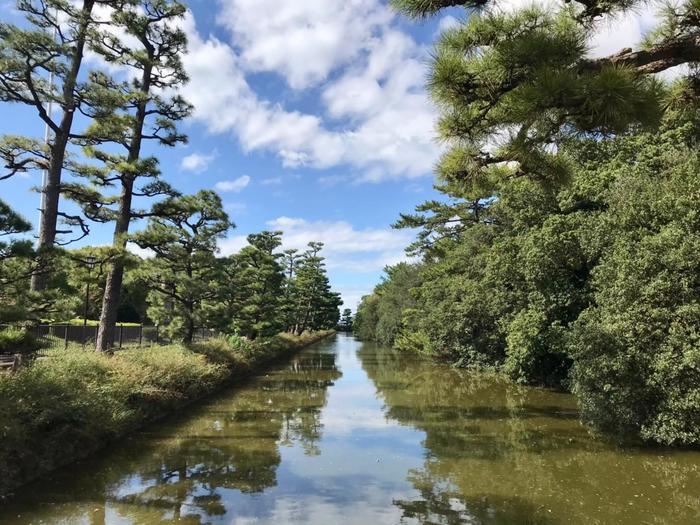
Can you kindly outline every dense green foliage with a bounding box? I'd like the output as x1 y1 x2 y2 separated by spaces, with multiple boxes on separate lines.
354 263 420 346
211 236 341 340
132 191 233 343
338 308 354 332
357 117 700 445
285 242 342 335
0 330 333 497
357 0 700 446
217 232 287 339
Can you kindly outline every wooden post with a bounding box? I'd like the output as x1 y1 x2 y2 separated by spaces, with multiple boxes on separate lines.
118 325 123 348
138 324 143 347
64 325 69 350
155 325 159 346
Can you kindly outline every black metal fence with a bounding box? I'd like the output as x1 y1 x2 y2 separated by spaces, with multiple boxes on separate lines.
1 324 218 353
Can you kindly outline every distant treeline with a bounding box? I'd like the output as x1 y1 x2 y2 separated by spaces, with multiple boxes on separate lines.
2 222 342 343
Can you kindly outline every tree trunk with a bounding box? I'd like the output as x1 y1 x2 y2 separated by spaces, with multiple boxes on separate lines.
95 55 152 352
184 303 195 344
95 177 134 351
184 325 195 344
32 0 95 291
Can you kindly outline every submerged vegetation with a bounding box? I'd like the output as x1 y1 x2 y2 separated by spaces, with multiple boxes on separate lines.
354 0 700 446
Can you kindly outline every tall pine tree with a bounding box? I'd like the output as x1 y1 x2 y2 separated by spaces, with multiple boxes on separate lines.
132 190 232 343
392 0 699 195
74 0 192 351
0 0 126 290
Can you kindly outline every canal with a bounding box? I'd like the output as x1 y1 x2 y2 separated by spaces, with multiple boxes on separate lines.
1 334 698 524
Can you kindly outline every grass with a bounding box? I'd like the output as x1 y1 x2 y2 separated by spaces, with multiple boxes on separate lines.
0 330 334 498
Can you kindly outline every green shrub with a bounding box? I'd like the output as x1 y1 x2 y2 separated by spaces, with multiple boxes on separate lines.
0 344 225 496
0 328 41 355
226 334 255 356
0 330 334 496
190 337 242 367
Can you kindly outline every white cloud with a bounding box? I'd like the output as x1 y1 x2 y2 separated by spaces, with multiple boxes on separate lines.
332 285 373 312
216 0 392 89
218 216 414 271
261 176 283 186
181 151 217 172
435 15 461 36
218 235 249 256
126 242 154 259
214 175 251 193
180 6 439 182
588 8 658 58
266 216 414 273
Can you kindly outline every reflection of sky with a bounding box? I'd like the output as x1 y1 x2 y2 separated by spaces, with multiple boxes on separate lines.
6 335 700 525
161 335 427 524
203 335 427 524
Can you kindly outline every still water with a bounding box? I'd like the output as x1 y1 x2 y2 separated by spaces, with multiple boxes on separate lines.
1 334 699 524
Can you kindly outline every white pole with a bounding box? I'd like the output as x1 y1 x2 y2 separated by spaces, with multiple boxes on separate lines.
39 9 58 230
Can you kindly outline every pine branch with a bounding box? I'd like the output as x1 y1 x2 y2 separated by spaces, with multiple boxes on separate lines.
581 35 700 75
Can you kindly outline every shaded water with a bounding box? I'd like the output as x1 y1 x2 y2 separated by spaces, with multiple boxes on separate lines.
1 334 699 524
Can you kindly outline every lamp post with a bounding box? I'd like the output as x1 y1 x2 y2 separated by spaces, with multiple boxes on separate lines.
83 255 96 347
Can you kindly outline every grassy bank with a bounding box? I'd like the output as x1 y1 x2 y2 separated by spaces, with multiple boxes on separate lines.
0 330 334 498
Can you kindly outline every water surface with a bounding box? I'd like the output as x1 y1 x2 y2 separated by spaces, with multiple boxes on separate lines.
1 334 698 524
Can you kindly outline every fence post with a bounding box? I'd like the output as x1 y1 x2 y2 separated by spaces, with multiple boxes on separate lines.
118 325 123 349
155 325 159 346
139 325 143 347
63 325 68 350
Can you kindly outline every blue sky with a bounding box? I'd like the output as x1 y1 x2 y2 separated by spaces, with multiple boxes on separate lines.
0 0 466 310
0 0 658 309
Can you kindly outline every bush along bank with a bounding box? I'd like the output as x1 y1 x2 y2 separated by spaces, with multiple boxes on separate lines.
353 117 700 447
0 330 335 499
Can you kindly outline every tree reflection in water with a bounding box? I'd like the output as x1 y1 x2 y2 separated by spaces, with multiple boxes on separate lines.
4 349 341 525
359 342 700 525
2 338 699 525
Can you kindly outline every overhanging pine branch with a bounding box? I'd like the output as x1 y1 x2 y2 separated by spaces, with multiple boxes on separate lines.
581 34 700 75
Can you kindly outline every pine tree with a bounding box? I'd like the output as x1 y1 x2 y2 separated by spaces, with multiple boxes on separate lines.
0 0 126 290
131 191 232 343
391 0 700 195
290 243 342 335
339 308 353 332
0 201 33 320
0 201 31 262
225 231 286 340
73 0 192 351
281 248 300 332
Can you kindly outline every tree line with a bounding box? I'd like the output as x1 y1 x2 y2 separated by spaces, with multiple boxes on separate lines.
355 0 700 446
0 0 342 345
